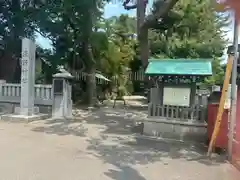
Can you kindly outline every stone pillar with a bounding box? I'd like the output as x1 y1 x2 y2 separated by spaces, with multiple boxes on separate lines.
20 38 36 116
52 72 73 119
150 88 161 104
0 80 6 99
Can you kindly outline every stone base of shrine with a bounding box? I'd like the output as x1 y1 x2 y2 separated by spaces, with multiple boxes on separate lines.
143 118 207 143
0 113 50 122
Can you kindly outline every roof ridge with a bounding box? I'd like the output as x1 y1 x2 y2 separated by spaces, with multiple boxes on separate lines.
148 58 212 62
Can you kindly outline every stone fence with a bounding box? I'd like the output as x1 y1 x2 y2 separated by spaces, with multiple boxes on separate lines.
0 81 53 106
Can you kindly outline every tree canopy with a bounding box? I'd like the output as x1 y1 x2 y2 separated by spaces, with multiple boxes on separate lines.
0 0 230 104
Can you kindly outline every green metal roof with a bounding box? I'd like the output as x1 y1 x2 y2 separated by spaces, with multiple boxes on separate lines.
145 59 212 76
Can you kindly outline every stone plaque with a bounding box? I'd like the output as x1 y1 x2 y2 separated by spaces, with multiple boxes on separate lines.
54 79 63 94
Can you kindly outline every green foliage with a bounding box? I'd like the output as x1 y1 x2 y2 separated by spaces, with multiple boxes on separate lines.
0 0 39 81
29 1 136 99
148 0 228 85
204 57 225 86
32 0 107 68
0 0 228 99
96 15 137 96
0 0 37 60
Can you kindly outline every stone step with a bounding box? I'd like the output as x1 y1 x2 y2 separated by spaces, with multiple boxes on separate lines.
143 120 207 143
1 113 50 122
14 106 39 114
0 103 14 114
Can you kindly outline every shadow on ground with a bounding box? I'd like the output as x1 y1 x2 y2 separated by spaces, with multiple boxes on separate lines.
31 118 88 137
29 106 227 180
104 165 147 180
31 106 145 136
78 106 147 135
30 106 139 136
86 135 227 180
87 136 226 165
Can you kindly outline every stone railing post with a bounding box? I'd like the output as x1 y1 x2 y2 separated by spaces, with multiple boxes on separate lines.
0 80 6 97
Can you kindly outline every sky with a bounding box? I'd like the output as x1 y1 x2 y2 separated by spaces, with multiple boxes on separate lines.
36 2 137 49
36 1 237 59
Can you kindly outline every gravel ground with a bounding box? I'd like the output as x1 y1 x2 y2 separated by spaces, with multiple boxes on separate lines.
0 107 239 180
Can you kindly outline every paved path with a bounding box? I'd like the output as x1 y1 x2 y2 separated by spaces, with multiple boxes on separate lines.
0 107 239 180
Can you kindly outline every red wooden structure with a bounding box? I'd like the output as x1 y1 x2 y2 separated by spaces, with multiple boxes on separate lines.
207 104 228 149
207 85 240 170
232 89 240 170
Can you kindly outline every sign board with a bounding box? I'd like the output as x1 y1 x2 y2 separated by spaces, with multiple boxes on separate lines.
163 87 191 106
212 85 221 92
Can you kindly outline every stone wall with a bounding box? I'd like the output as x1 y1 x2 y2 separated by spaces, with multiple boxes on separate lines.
0 102 52 115
143 118 207 143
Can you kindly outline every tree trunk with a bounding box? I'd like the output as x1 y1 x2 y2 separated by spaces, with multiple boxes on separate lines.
139 27 149 69
0 0 24 82
82 4 97 107
139 23 151 97
83 42 97 106
136 0 150 98
0 52 18 82
137 0 148 68
137 0 146 38
86 63 97 106
137 0 179 98
13 58 21 83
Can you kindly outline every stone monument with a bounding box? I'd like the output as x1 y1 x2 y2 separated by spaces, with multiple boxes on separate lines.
1 38 48 121
20 38 36 116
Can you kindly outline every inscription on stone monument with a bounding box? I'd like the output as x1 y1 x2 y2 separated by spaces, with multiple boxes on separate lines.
21 50 29 83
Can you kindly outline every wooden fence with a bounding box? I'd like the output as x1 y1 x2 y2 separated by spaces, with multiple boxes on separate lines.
71 70 145 84
148 103 207 122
